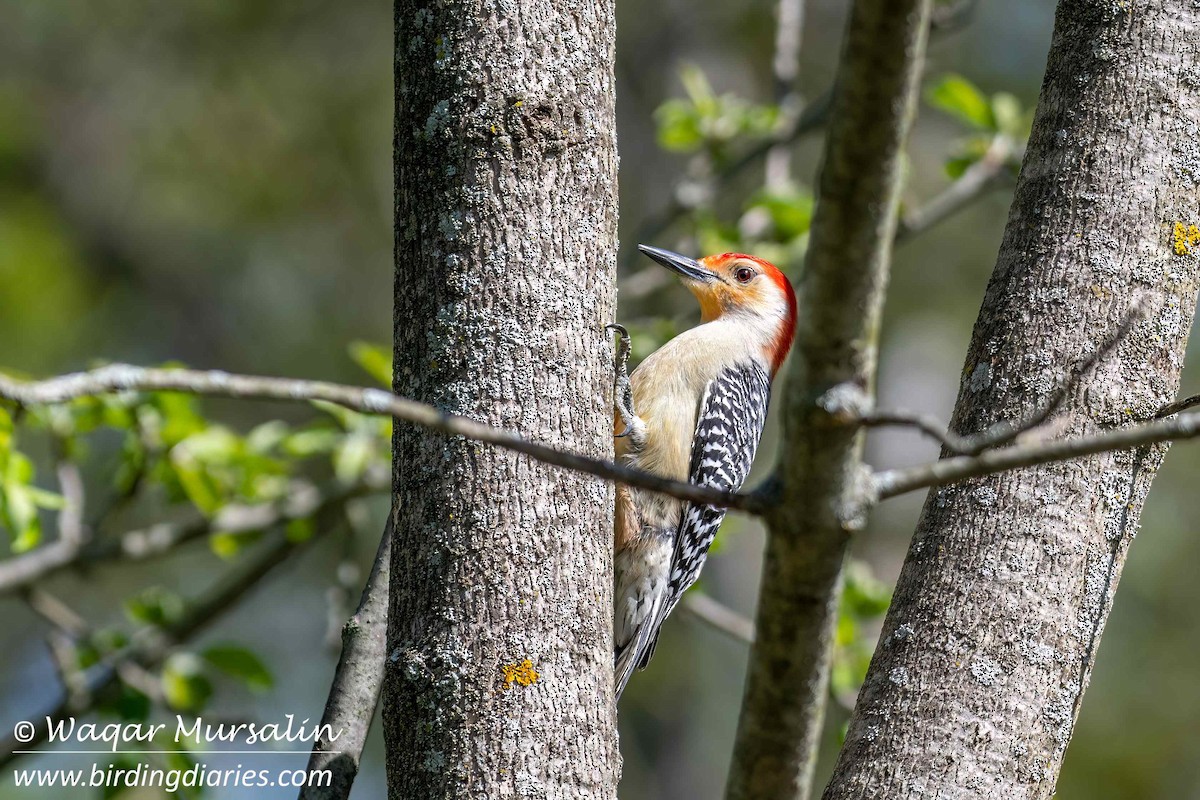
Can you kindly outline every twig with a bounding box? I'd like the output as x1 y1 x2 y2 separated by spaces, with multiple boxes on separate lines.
861 302 1144 456
874 409 1200 499
765 0 806 190
0 365 765 513
300 518 392 800
683 592 755 645
0 477 384 596
929 0 979 31
857 408 974 453
54 459 88 548
0 527 320 766
895 135 1015 243
1155 394 1200 419
23 587 88 637
26 588 165 704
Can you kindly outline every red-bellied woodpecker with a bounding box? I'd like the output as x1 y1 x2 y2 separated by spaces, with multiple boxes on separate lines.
611 244 797 699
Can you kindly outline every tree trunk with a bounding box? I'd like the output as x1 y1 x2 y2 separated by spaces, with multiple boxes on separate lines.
825 1 1200 797
384 1 619 797
726 2 932 799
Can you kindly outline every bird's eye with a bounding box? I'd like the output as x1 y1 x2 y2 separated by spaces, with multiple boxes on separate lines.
734 267 755 283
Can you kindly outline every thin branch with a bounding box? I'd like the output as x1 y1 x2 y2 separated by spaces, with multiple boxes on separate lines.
1155 393 1200 419
54 459 88 548
862 302 1145 456
857 407 973 453
894 135 1016 243
0 365 765 513
1 527 319 766
683 592 755 645
874 409 1200 499
765 0 806 190
0 477 384 596
300 518 392 800
22 587 88 637
929 0 979 32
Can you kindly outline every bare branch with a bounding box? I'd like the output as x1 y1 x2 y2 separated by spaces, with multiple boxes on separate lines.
300 518 392 800
0 365 765 514
765 0 806 189
1155 393 1200 419
894 135 1015 243
54 459 87 548
683 592 755 645
857 407 974 452
1 527 320 766
874 409 1200 499
0 477 384 596
862 302 1145 458
929 0 979 32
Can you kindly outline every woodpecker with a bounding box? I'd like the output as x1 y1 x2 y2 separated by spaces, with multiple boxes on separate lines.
611 244 797 699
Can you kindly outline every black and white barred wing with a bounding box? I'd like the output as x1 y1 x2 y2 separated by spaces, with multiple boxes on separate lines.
664 362 771 619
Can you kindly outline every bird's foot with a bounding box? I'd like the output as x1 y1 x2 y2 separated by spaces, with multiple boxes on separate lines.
606 323 646 447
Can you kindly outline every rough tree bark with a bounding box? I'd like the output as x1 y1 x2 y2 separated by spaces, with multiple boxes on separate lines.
384 1 619 797
825 1 1200 797
726 2 932 799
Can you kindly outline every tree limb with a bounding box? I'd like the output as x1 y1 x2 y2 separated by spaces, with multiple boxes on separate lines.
860 301 1145 456
0 526 321 767
300 517 392 800
683 592 755 645
894 134 1016 243
0 365 764 514
874 408 1200 500
0 477 384 595
725 1 934 798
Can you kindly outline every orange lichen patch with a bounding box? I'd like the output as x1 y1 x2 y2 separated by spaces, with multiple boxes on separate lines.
501 659 539 689
1174 222 1200 256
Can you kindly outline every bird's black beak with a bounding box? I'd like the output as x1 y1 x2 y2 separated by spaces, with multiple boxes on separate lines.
637 244 717 283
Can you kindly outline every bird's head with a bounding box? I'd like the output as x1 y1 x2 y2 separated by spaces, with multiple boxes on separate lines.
638 244 797 374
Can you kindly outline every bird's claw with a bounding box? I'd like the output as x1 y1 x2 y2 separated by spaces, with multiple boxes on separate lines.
607 323 644 445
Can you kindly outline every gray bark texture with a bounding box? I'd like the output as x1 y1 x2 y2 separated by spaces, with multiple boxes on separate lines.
825 1 1200 797
384 0 619 798
726 2 932 799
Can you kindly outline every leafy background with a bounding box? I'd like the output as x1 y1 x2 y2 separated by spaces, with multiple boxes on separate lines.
2 1 1198 798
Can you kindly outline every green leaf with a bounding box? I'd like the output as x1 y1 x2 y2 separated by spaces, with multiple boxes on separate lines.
0 450 59 550
746 186 815 242
25 485 65 510
162 653 213 713
209 529 263 559
202 644 274 691
124 586 185 628
112 685 152 723
285 517 315 543
151 392 208 447
349 341 393 387
655 98 705 152
927 74 995 130
281 427 341 458
246 420 290 454
311 399 361 430
990 92 1024 138
333 432 374 485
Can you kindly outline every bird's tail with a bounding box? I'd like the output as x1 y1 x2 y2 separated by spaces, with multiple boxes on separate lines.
614 600 666 700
